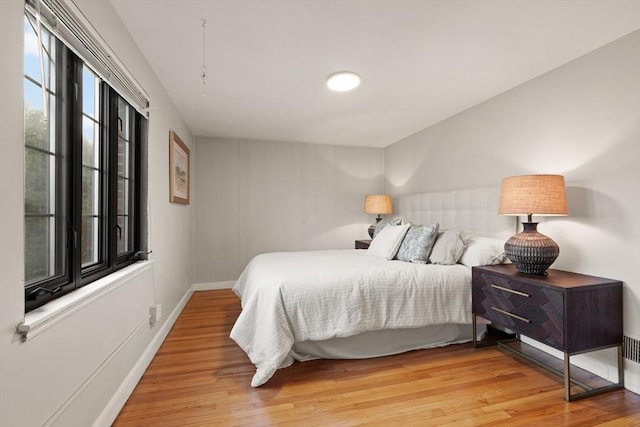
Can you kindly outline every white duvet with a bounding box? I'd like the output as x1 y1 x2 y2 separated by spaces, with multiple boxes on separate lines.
230 249 472 387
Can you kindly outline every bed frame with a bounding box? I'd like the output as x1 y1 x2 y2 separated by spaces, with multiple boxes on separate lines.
291 186 516 363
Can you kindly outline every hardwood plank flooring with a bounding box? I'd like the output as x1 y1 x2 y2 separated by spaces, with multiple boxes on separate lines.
114 290 640 426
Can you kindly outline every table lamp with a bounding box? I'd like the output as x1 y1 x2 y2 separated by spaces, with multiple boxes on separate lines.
498 175 568 275
364 194 393 238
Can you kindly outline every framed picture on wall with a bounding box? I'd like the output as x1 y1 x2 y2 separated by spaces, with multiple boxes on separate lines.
169 130 190 204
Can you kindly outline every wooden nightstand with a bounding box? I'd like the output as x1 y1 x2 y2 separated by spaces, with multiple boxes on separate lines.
355 239 371 249
472 264 623 401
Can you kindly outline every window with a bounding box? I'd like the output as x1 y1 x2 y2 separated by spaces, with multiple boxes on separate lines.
23 11 145 312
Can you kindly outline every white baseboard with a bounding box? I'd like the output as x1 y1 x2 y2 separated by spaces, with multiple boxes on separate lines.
193 280 235 291
93 287 194 427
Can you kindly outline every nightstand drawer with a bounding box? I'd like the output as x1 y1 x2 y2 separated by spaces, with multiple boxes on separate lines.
473 290 564 349
473 271 563 316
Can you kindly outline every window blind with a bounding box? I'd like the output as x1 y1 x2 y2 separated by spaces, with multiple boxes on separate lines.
25 0 150 115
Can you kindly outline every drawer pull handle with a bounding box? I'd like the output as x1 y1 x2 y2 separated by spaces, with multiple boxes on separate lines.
491 307 531 323
491 284 530 298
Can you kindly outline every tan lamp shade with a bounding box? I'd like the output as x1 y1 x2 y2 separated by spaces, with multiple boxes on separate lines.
499 175 568 217
364 195 393 215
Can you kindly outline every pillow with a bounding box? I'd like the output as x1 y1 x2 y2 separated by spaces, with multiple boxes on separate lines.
373 217 403 239
459 234 507 267
429 230 466 265
396 223 440 264
367 223 411 260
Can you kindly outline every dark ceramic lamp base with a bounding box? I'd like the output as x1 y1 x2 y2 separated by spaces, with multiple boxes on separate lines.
504 222 559 275
368 216 383 238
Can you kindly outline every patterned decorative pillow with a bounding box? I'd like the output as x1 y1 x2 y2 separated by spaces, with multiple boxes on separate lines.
396 223 440 264
429 230 466 265
372 217 403 239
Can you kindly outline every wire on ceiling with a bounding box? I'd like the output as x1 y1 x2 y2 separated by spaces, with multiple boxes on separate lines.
201 18 207 97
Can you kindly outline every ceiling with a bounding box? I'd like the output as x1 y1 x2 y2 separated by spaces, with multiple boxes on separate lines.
110 0 640 148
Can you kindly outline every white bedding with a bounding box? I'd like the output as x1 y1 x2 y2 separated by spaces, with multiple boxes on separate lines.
230 249 472 387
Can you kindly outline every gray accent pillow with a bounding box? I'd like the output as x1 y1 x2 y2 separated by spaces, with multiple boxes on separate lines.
429 230 466 265
372 217 403 239
396 223 440 264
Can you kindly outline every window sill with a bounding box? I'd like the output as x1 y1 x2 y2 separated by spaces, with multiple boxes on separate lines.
18 261 154 342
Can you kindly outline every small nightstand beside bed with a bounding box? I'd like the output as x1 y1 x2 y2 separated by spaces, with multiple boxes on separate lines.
230 186 514 387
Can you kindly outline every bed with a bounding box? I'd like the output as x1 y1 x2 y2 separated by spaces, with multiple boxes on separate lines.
230 186 515 387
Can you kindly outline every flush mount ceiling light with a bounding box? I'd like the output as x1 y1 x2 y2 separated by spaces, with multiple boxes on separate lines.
327 72 361 92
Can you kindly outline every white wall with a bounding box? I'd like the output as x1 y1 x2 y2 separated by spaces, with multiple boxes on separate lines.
194 138 384 283
0 1 195 426
385 30 640 393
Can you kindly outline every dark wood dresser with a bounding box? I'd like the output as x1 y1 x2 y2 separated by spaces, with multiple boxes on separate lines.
472 264 623 401
355 239 371 249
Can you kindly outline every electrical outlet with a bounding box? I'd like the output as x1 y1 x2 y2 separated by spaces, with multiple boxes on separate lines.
149 304 161 326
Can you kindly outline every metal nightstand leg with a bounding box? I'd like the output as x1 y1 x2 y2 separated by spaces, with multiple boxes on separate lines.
497 340 624 402
563 345 624 402
472 315 477 348
618 344 625 389
564 353 571 401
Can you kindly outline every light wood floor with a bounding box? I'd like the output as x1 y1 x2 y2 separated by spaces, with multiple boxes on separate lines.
114 290 640 426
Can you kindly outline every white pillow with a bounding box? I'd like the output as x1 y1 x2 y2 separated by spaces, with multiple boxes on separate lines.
459 234 507 267
429 230 466 265
367 223 411 260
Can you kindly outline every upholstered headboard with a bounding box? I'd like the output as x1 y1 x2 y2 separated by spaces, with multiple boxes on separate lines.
395 186 515 239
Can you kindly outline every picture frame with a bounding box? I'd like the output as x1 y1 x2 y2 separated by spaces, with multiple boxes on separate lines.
169 130 190 204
